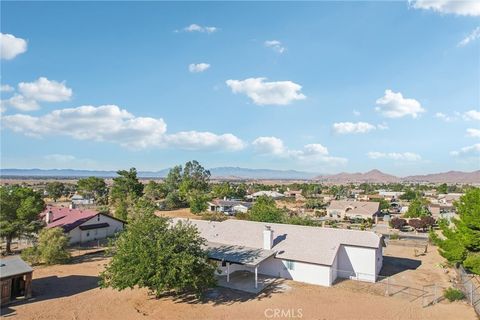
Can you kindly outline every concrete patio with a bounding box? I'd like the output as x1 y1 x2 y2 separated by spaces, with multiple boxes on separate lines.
216 270 278 294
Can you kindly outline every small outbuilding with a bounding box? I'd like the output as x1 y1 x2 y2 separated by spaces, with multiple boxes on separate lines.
0 256 33 305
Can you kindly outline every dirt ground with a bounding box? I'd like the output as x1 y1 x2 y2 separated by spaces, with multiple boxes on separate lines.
155 208 200 220
2 243 476 320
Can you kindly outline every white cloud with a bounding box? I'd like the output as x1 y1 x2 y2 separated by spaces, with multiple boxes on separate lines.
0 33 27 60
332 122 377 134
183 24 217 33
252 136 286 155
44 154 76 162
252 136 346 165
5 94 39 111
188 63 210 73
226 77 306 106
463 109 480 121
264 40 285 53
2 105 245 152
466 128 480 138
435 112 456 122
367 151 422 161
1 84 14 92
411 0 480 16
450 143 480 157
165 131 245 151
18 77 72 102
353 110 361 116
375 89 425 118
458 26 480 47
377 123 389 130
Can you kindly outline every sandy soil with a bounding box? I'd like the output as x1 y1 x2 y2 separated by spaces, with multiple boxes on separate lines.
2 245 476 320
155 208 201 220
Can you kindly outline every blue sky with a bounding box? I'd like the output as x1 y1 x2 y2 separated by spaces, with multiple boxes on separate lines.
1 1 479 175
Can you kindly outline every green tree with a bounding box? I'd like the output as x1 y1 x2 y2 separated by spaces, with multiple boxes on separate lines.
110 168 144 218
77 177 108 203
404 198 429 218
0 186 45 253
431 188 480 274
38 227 70 264
189 192 209 214
400 189 418 201
100 212 216 297
248 196 285 223
179 160 211 199
143 181 167 201
46 182 66 202
437 183 448 194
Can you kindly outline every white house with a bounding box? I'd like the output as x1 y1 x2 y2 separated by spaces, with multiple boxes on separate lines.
207 199 253 215
327 200 380 220
247 191 285 200
71 194 94 206
42 206 125 244
174 218 384 288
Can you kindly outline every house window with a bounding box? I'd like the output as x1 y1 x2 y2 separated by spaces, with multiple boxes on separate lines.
97 215 100 221
285 260 295 271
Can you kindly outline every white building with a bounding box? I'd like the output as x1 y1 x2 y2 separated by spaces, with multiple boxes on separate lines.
327 200 380 220
207 199 253 215
175 218 384 288
43 206 125 244
247 191 285 200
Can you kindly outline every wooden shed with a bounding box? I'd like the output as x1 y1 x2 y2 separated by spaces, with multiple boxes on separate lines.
0 256 33 305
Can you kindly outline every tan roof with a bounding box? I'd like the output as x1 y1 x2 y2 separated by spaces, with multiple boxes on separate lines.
172 218 382 266
328 200 380 217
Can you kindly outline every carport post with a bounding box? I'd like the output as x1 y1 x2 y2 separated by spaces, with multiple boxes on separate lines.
227 262 230 283
255 266 258 289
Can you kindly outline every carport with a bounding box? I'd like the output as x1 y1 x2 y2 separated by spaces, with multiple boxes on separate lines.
206 241 277 293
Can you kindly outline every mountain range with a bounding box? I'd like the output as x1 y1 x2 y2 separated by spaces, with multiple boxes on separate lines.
1 167 479 183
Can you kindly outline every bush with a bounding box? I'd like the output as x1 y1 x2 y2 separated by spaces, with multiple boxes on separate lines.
444 288 465 301
37 227 70 264
390 233 400 240
21 247 41 265
390 217 407 229
201 211 227 222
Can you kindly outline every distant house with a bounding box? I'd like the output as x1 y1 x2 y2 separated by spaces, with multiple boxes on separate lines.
284 190 304 201
247 191 285 200
437 193 463 206
208 199 253 215
42 206 125 244
327 200 380 220
0 256 33 305
378 191 404 201
173 218 385 288
71 194 94 207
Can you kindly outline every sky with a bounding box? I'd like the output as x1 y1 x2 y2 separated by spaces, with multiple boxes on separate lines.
1 0 479 176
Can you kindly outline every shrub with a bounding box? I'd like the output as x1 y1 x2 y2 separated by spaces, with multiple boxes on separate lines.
37 227 70 264
21 247 41 265
390 233 400 240
444 288 465 301
201 211 227 222
390 217 407 229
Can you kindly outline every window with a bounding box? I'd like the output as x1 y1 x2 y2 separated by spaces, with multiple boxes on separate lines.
285 260 295 271
97 215 100 221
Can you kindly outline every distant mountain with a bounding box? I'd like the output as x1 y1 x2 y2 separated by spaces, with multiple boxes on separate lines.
314 169 399 183
0 167 318 180
1 168 478 183
403 170 480 184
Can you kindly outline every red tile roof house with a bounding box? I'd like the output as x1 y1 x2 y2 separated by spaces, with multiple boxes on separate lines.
41 206 125 244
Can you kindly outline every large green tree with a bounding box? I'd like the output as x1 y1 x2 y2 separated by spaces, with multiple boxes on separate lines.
0 186 45 253
22 227 70 265
77 177 108 203
248 196 285 223
100 212 216 297
46 182 66 202
431 188 480 274
404 198 429 218
110 168 144 219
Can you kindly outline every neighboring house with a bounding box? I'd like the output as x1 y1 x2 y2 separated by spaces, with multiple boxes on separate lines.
0 256 33 305
378 191 404 201
437 193 463 206
284 190 304 201
42 206 125 244
71 194 94 206
208 199 253 215
247 191 285 200
175 218 384 287
327 200 380 220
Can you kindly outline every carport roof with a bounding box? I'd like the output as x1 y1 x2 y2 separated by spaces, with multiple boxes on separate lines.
0 256 33 279
206 241 276 267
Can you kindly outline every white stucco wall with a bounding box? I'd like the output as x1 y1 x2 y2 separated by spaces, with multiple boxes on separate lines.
67 214 124 244
259 256 333 287
337 245 377 282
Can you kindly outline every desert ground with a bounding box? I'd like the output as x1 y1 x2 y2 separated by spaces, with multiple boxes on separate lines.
1 242 476 320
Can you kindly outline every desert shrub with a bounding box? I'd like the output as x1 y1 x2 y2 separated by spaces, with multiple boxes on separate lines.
21 247 41 265
444 288 465 301
390 233 400 240
201 212 227 222
37 227 70 264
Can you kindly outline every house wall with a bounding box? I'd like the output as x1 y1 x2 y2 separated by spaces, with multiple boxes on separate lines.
258 256 333 287
337 245 377 282
67 214 124 244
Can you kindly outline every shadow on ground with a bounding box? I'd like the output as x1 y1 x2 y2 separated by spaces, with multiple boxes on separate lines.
380 256 422 277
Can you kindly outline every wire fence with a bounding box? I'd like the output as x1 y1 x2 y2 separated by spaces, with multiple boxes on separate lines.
332 269 447 308
455 265 480 316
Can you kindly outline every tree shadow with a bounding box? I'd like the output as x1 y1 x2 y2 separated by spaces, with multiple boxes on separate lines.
380 256 422 277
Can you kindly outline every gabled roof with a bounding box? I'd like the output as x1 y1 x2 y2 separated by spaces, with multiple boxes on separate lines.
173 218 383 266
43 206 125 232
0 256 33 279
208 199 252 208
328 200 380 216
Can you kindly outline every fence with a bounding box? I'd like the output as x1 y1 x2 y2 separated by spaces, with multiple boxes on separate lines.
332 269 446 308
456 265 480 316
